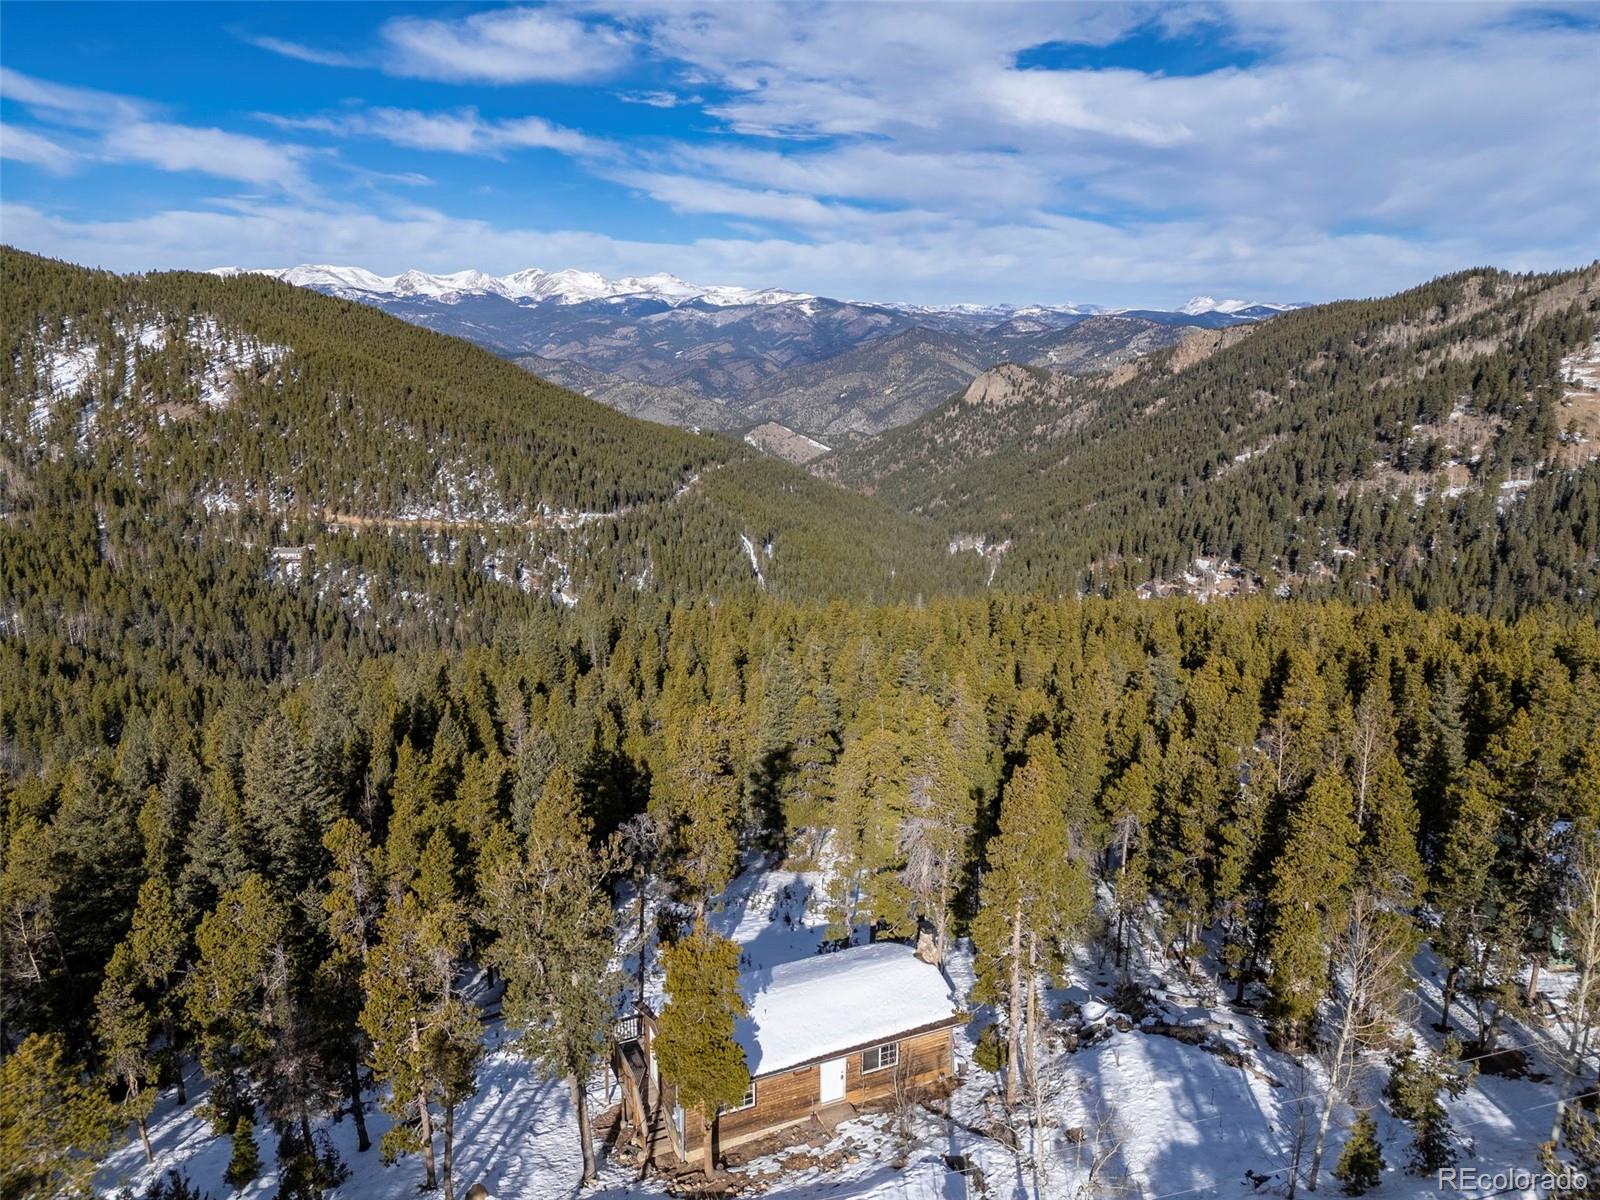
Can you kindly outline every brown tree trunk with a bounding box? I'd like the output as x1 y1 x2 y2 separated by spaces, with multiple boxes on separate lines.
1439 963 1458 1032
165 1016 187 1105
418 1095 438 1190
1116 827 1132 969
442 1103 455 1200
636 878 649 1006
572 1073 598 1185
702 1111 716 1177
348 1058 371 1152
1006 905 1023 1110
138 1114 153 1165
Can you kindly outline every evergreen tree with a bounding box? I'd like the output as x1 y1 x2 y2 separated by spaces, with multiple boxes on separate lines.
360 832 481 1200
1542 1104 1600 1198
650 705 741 921
1386 1037 1474 1174
94 941 158 1163
142 1170 215 1200
484 767 622 1186
1430 762 1499 1033
0 1033 117 1200
0 818 65 1045
1215 757 1271 1003
1102 748 1156 977
184 873 289 1185
654 920 749 1176
974 746 1092 1110
779 692 838 858
508 725 558 840
1417 668 1466 862
241 711 338 899
898 698 973 960
1333 1110 1384 1195
126 875 189 1104
827 725 908 938
382 738 442 893
273 1127 350 1200
1266 770 1359 1049
318 818 384 1154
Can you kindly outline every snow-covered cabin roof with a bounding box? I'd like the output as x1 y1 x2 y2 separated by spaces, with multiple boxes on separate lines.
735 942 960 1077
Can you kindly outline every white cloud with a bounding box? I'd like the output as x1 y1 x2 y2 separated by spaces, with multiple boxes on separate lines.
380 8 632 83
618 90 695 109
265 107 603 159
677 143 1057 213
0 123 78 174
619 1 1600 279
611 171 844 229
5 193 1589 310
113 122 312 188
0 66 149 126
2 68 314 190
6 5 1599 306
247 35 364 69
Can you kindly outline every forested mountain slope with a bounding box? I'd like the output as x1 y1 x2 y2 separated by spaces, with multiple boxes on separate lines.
826 266 1600 615
0 248 978 756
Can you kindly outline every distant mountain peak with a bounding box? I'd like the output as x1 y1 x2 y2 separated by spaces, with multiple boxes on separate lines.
205 262 1306 320
205 263 812 308
1178 295 1299 316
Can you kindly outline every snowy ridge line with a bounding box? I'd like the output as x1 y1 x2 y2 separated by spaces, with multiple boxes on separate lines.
208 263 812 309
207 262 1303 319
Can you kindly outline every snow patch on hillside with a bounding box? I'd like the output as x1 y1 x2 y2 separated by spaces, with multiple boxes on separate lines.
20 316 288 442
947 535 1011 585
739 533 767 588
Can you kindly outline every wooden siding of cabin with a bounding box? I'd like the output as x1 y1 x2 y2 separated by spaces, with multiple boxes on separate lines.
681 1024 955 1155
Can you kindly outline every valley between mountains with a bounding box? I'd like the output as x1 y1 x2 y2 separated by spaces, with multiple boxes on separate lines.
187 254 1600 618
213 262 1298 446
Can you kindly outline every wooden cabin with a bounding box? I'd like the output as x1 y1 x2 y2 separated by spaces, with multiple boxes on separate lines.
612 942 962 1168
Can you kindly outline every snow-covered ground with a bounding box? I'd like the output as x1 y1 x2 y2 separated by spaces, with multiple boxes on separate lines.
99 861 1574 1200
21 315 287 444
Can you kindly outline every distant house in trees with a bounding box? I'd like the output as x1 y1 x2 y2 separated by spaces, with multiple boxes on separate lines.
612 942 962 1165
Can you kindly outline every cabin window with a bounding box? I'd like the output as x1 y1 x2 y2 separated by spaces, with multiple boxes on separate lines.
725 1081 757 1112
861 1041 900 1073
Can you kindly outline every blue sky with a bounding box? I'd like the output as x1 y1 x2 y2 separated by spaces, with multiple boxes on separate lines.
1 1 1596 307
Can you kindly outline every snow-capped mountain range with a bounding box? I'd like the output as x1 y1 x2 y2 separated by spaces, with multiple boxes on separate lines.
209 264 812 308
1176 295 1299 317
204 260 1307 442
208 263 1298 318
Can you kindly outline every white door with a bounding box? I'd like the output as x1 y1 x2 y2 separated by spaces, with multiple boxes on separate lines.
819 1056 847 1103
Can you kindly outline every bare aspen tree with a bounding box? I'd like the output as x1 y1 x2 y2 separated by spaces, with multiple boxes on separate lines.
1305 890 1416 1191
1548 816 1600 1149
